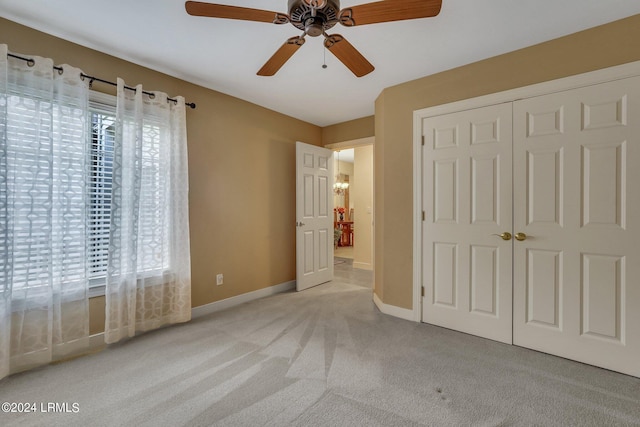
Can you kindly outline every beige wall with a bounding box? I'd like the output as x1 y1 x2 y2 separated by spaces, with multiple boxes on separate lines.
0 18 323 332
375 14 640 309
352 145 373 270
322 115 374 145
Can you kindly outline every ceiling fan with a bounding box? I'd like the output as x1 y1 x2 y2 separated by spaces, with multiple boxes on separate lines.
185 0 442 77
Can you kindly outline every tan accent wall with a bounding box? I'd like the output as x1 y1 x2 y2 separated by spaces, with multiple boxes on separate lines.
375 14 640 309
0 18 322 333
322 115 374 145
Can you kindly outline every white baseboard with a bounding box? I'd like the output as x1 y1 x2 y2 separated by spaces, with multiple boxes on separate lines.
191 280 296 319
373 292 416 322
85 281 296 349
352 261 373 271
89 333 105 348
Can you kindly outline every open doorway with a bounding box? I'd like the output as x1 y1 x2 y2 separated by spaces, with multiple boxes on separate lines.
327 138 374 272
333 148 354 259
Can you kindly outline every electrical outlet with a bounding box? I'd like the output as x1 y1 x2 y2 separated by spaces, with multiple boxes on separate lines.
216 274 223 286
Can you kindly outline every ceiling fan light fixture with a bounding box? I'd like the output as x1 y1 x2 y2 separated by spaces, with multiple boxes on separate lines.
304 17 325 36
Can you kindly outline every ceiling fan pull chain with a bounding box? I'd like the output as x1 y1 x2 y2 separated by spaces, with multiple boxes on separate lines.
322 43 327 69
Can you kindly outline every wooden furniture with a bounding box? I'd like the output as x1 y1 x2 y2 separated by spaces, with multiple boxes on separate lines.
335 221 353 247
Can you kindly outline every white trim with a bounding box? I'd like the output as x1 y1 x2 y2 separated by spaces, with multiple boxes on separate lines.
84 281 295 349
412 101 424 323
413 60 640 326
191 280 296 319
352 261 373 271
373 292 416 322
89 333 106 349
325 136 374 150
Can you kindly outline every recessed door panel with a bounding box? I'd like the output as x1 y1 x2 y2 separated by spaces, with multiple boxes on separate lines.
581 253 623 343
303 231 314 275
582 96 627 130
318 229 329 271
470 245 498 316
471 119 499 145
303 174 314 218
471 156 498 225
318 175 329 218
433 242 457 307
433 159 458 224
526 149 563 226
525 249 562 329
581 141 625 228
434 126 458 150
526 107 564 137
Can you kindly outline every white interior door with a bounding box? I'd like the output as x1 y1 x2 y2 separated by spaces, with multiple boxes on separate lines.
296 141 333 291
513 76 640 377
421 103 513 344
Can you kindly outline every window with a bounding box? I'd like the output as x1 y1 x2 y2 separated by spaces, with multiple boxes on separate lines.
1 88 172 297
88 103 115 286
88 93 170 293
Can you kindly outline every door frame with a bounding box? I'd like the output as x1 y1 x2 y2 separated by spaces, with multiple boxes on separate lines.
326 136 375 272
413 60 640 322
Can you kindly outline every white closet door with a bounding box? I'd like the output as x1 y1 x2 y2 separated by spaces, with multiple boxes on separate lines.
422 103 513 344
513 76 640 377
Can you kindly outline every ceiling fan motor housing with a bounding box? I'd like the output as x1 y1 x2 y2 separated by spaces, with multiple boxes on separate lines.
288 0 340 36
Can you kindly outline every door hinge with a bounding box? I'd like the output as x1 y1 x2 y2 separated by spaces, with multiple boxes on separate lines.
421 287 425 297
422 211 425 221
421 135 425 146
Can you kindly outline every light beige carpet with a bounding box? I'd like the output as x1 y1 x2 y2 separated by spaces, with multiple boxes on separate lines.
1 274 639 426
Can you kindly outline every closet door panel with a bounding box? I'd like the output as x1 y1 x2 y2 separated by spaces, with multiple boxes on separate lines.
422 103 513 344
513 76 640 377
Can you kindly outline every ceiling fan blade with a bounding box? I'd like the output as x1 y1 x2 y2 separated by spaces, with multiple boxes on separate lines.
339 0 442 27
257 36 306 76
324 34 374 77
185 1 289 24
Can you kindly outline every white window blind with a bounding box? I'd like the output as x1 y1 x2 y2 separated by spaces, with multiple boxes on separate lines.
88 103 115 284
88 94 169 287
2 91 87 297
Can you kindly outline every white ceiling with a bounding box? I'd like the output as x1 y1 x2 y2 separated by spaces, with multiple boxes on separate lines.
1 0 640 127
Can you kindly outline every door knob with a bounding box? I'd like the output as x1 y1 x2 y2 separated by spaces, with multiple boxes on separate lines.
296 221 305 227
492 232 512 241
515 232 527 241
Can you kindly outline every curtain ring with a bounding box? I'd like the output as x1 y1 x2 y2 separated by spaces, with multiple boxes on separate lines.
26 59 35 67
57 67 64 75
149 93 156 99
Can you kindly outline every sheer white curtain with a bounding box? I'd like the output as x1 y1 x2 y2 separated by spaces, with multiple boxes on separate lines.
0 45 90 379
104 78 190 344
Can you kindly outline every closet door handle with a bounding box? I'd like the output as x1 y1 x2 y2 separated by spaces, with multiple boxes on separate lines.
492 232 512 241
515 232 527 241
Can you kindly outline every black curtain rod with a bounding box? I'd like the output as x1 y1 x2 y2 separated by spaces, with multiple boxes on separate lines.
7 52 196 109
